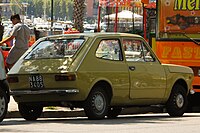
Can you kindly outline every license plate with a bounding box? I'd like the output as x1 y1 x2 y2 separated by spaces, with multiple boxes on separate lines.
29 75 44 89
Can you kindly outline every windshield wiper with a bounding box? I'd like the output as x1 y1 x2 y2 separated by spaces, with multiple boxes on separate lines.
183 34 200 46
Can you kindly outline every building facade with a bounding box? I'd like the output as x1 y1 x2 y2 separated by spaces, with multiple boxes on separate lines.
86 0 98 18
0 0 12 20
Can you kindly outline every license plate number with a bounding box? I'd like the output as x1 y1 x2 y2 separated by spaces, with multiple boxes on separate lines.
29 75 44 89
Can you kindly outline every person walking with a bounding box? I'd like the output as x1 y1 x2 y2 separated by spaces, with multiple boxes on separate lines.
0 14 30 69
0 22 4 41
33 27 40 40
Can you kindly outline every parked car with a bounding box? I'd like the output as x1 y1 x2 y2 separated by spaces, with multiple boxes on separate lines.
0 48 10 122
7 33 194 120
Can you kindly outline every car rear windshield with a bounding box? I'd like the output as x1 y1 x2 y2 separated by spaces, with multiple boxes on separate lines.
25 38 85 59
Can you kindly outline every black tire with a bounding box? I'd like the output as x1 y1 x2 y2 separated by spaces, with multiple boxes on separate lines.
84 87 109 120
107 107 122 119
166 84 188 117
0 89 8 122
18 103 43 121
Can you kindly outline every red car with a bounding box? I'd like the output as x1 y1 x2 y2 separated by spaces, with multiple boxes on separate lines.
0 46 9 72
64 28 80 34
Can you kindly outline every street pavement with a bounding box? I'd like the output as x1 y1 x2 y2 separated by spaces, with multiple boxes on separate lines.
6 96 163 119
6 96 85 119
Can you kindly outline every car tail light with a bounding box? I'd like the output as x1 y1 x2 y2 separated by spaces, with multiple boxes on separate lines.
7 76 19 83
55 74 76 81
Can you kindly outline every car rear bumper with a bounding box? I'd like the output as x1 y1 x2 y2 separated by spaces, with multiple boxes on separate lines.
10 89 79 96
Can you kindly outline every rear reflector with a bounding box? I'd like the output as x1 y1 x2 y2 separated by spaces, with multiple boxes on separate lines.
7 76 19 83
55 74 76 81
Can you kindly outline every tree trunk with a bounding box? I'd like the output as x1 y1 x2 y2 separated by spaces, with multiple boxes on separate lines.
0 0 2 22
73 0 85 33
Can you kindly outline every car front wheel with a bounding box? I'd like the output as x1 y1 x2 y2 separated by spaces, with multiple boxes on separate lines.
18 103 43 121
166 84 188 117
0 89 8 122
84 87 109 120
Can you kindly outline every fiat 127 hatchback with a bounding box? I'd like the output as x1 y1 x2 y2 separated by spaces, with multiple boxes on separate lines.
7 33 194 120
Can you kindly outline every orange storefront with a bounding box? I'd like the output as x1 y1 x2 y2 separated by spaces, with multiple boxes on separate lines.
154 0 200 93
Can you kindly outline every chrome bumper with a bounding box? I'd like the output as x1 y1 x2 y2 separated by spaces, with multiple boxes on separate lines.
10 89 79 96
190 89 195 94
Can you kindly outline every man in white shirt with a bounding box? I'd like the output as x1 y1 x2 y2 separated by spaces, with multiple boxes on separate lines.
0 14 30 69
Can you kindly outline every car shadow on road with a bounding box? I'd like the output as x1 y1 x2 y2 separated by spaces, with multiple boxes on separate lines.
1 113 200 126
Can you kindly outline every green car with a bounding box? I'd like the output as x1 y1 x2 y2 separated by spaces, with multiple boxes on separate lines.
7 33 193 120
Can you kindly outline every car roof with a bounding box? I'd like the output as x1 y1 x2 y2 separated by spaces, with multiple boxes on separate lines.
44 32 142 40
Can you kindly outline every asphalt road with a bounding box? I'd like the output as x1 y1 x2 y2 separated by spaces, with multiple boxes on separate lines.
1 113 200 133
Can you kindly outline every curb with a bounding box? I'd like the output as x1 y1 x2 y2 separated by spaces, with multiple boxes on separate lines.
6 106 163 119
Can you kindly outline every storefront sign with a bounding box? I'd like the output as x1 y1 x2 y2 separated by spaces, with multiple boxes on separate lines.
158 0 200 34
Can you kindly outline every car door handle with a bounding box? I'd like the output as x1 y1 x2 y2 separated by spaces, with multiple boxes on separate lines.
129 66 135 71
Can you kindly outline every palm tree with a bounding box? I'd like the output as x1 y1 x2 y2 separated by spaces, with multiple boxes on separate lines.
73 0 85 33
0 0 2 21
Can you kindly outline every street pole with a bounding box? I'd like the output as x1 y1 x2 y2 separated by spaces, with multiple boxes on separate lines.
97 5 101 32
51 0 53 34
114 1 119 32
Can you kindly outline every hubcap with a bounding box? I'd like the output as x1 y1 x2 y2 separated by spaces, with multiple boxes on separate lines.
0 96 6 116
176 94 184 108
92 92 106 115
94 94 104 111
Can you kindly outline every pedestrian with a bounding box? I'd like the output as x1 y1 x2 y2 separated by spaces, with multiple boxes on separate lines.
34 27 40 40
0 14 30 69
0 22 4 41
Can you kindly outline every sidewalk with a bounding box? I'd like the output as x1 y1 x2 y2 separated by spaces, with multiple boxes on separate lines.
6 96 163 119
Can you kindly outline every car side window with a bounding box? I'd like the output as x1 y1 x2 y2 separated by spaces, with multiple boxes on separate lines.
95 39 122 61
122 39 154 62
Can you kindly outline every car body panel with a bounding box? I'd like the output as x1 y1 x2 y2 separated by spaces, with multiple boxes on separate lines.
128 61 167 99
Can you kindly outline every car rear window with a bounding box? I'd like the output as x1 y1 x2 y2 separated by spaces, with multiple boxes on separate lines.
25 38 85 59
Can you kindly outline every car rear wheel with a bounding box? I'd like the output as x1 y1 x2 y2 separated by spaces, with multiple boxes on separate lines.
0 89 8 122
107 107 122 119
166 84 188 117
18 103 43 121
84 87 109 120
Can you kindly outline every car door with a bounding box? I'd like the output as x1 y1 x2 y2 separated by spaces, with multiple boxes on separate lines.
122 38 167 99
93 38 130 102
